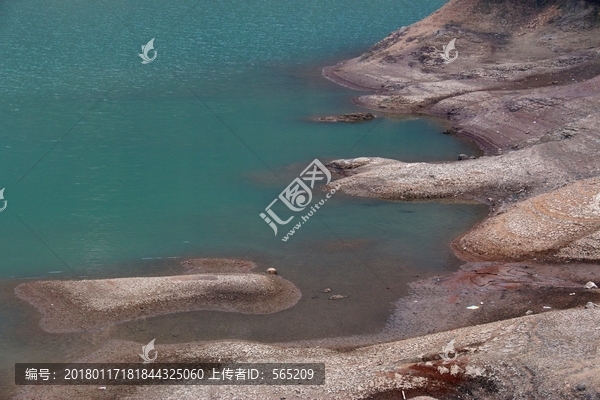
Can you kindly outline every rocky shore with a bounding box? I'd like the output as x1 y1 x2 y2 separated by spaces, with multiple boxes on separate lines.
15 259 600 399
315 0 600 397
16 304 600 399
15 0 600 398
325 0 600 261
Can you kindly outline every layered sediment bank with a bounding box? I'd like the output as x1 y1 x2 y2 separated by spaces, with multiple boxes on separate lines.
16 270 300 333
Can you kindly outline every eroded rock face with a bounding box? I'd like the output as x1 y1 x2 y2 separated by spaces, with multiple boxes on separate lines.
453 177 600 261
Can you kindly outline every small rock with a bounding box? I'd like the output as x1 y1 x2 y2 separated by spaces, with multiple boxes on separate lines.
329 295 348 300
457 154 469 161
584 281 597 289
525 310 534 315
323 288 331 293
575 383 586 391
450 364 462 376
266 268 277 275
585 302 597 309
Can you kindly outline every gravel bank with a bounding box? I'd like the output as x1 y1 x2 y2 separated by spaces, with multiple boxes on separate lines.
15 273 301 333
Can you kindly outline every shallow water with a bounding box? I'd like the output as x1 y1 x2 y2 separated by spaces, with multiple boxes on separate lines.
0 0 489 396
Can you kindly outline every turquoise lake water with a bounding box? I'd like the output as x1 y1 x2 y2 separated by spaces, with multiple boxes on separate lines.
0 0 488 396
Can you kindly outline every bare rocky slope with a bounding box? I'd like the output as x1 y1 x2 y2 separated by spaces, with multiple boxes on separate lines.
325 0 600 261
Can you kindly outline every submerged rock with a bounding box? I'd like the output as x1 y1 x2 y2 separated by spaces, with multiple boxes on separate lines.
314 112 375 123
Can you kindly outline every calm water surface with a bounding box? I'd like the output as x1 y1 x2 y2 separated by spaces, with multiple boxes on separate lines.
0 0 488 396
